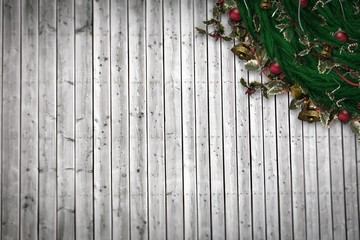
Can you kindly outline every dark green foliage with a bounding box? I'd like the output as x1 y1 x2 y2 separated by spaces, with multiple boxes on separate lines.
236 0 360 114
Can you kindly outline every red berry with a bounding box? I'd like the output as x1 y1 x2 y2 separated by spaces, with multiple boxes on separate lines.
217 0 224 4
357 102 360 110
269 62 282 75
335 30 348 42
337 109 351 123
299 0 308 8
229 8 241 22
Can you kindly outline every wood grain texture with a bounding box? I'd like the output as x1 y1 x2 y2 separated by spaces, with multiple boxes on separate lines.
147 0 166 239
57 0 75 238
20 0 38 239
236 61 252 240
221 40 239 239
329 123 346 240
276 94 293 240
263 79 279 240
111 0 130 239
249 72 266 240
181 0 198 239
303 123 319 240
2 0 21 239
93 0 112 238
207 1 225 239
290 113 306 239
129 0 148 239
194 0 211 238
342 127 359 240
0 1 359 239
75 0 93 238
0 0 3 236
164 0 184 239
316 126 333 240
38 0 57 238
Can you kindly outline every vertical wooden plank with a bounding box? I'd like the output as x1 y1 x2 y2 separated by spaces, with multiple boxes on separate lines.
342 127 359 240
249 72 266 239
357 137 360 240
93 0 112 238
194 0 211 238
263 84 279 239
2 0 21 238
147 0 166 239
38 0 57 238
236 62 252 239
129 0 148 239
181 0 197 238
206 1 225 239
329 123 346 240
111 0 129 239
0 0 2 235
316 126 332 240
164 0 184 239
290 110 306 239
75 0 93 239
57 0 75 238
20 0 38 238
276 94 293 239
303 123 320 239
221 41 239 239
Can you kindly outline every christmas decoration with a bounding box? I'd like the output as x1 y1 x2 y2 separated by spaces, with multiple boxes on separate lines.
269 62 282 75
231 43 252 60
196 0 360 138
298 100 320 123
320 44 332 58
229 7 241 21
290 83 305 100
259 0 272 10
299 0 308 8
334 29 348 42
337 109 351 123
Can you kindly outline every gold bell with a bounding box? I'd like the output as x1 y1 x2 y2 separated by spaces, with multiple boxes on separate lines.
259 0 272 9
320 44 332 58
290 83 305 100
298 100 320 123
231 43 252 60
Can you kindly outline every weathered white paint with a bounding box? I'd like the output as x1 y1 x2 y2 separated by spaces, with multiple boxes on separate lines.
316 125 333 240
21 0 38 239
194 0 211 239
276 94 293 240
207 1 225 239
93 0 112 238
222 39 239 240
181 0 198 239
57 0 75 238
75 0 94 239
330 123 346 240
290 112 306 239
236 60 252 240
38 0 57 238
164 0 184 239
303 122 319 240
128 0 148 239
0 0 3 236
0 1 359 239
147 0 166 239
2 0 21 239
343 126 359 240
111 0 130 239
263 78 279 240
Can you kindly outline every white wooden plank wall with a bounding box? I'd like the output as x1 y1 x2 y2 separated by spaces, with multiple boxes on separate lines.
1 0 359 239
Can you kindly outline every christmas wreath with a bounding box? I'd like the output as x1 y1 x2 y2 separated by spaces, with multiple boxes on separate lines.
196 0 360 138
